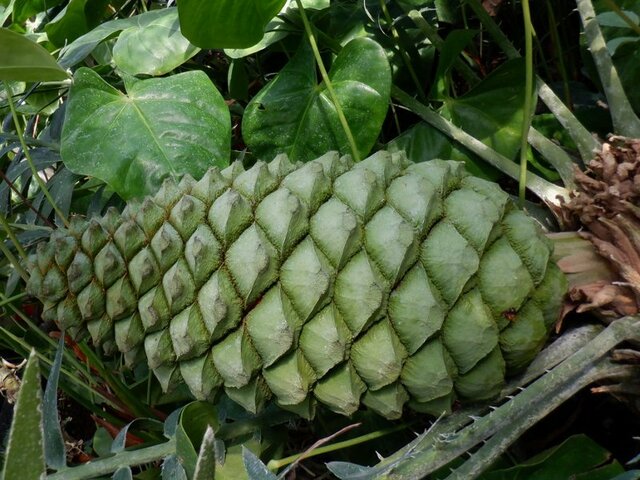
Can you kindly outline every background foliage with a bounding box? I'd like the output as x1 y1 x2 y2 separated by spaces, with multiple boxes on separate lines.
1 0 640 478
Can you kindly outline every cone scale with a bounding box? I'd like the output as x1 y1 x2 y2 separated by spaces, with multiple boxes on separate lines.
26 152 566 419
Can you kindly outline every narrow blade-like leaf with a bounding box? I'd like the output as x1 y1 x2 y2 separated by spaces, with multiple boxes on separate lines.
2 351 46 480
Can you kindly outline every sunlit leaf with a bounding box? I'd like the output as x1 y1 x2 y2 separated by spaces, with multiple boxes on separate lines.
58 9 173 68
178 0 287 49
243 37 391 162
0 28 69 82
112 8 199 76
61 68 230 199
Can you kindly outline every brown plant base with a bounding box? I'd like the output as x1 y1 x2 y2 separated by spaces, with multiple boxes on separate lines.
557 136 640 321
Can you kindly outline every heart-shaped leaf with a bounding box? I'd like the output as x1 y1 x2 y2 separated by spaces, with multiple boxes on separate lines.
0 28 69 82
61 68 230 199
113 9 199 76
178 0 287 49
243 37 391 162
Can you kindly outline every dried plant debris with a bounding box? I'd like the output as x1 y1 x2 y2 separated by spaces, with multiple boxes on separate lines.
560 136 640 319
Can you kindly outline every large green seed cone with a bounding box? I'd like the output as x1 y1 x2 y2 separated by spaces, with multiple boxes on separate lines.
26 151 566 419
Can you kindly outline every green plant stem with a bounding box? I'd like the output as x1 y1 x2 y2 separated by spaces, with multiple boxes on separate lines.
392 86 569 206
77 342 158 419
545 0 572 108
527 129 576 189
464 0 601 163
0 326 112 404
0 213 27 261
576 0 640 137
406 7 576 188
518 0 534 205
602 0 640 35
294 0 360 161
405 9 480 87
0 240 28 282
379 316 640 479
48 439 176 480
0 292 26 307
380 0 426 99
268 424 407 471
3 81 69 228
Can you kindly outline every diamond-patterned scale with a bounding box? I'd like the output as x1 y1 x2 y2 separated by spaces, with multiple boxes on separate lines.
25 152 565 420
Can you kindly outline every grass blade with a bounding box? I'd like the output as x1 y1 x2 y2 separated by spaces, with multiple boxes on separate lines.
2 351 46 480
43 335 66 470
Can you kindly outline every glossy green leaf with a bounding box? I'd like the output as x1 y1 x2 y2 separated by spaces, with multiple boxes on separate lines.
180 401 219 450
2 351 46 480
45 0 110 48
92 427 114 457
224 0 330 58
0 28 69 82
175 402 219 479
478 434 625 480
430 29 477 100
61 67 230 200
58 9 174 68
12 0 64 23
387 122 499 180
112 8 199 76
243 37 391 162
597 10 639 27
43 335 66 469
442 58 530 162
178 0 287 49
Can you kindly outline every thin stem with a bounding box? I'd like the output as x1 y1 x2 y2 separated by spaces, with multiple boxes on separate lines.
0 239 28 282
602 0 640 35
380 0 426 99
406 6 576 187
0 213 27 261
268 424 407 471
518 0 535 205
47 439 177 480
0 169 55 227
464 0 601 163
3 81 69 227
405 9 480 87
0 292 27 308
545 0 572 108
294 0 361 161
392 86 569 206
0 325 112 403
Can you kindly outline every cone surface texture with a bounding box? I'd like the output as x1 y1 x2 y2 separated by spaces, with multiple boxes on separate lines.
26 151 566 419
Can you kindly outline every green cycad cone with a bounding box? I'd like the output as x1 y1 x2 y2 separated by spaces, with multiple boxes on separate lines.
26 151 566 419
